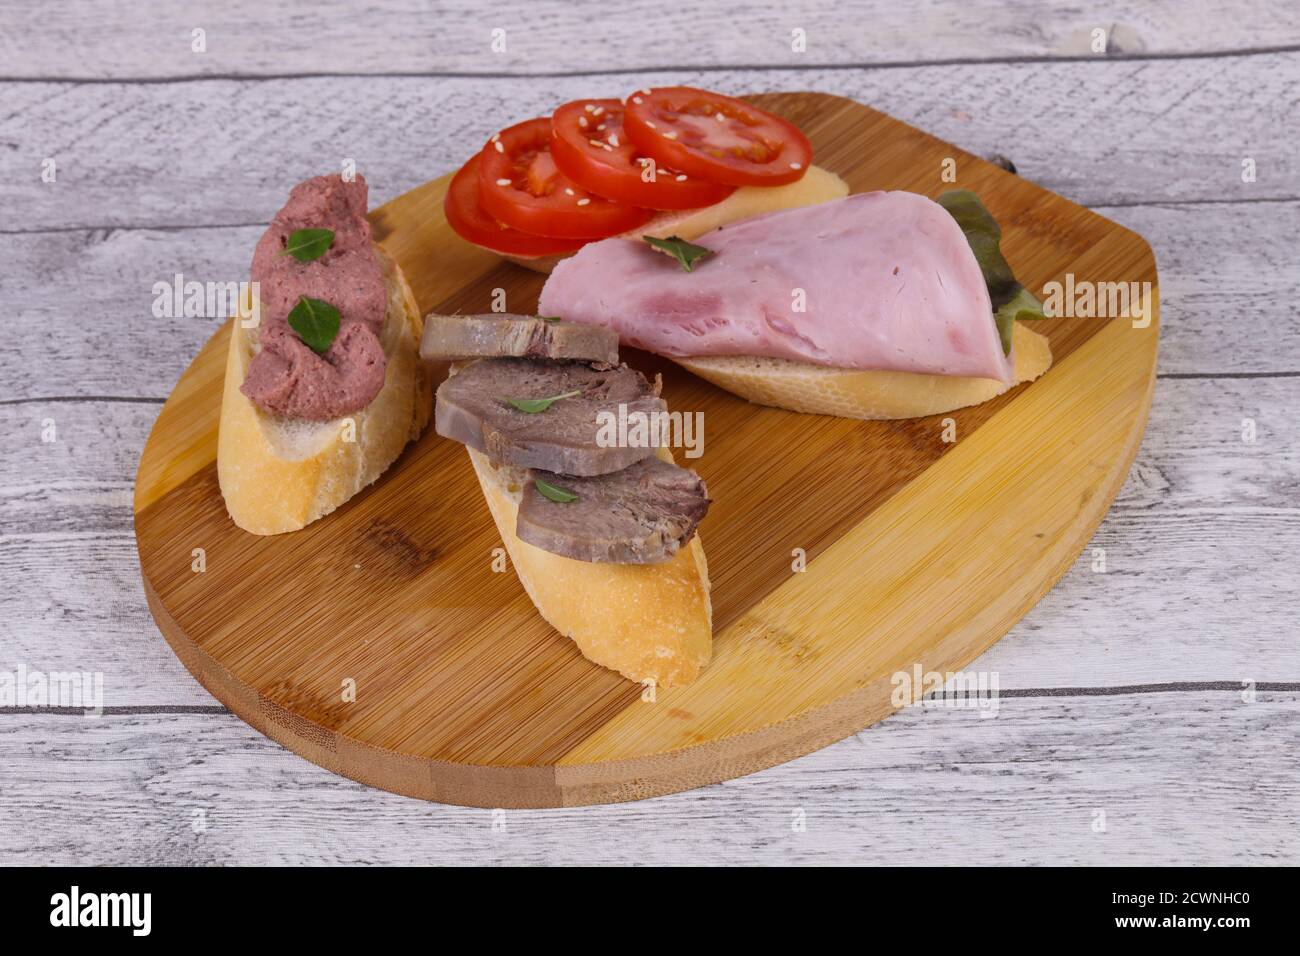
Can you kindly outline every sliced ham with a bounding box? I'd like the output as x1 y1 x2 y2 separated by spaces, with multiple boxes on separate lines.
537 191 1012 383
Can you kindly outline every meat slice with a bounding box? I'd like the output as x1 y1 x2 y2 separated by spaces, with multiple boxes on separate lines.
537 190 1012 383
420 313 620 364
435 358 665 475
517 457 710 564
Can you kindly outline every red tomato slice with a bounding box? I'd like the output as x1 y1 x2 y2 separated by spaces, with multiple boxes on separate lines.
622 87 813 187
444 154 588 257
478 117 656 239
550 98 735 210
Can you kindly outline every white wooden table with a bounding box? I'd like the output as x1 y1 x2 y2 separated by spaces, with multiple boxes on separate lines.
2 1 1297 865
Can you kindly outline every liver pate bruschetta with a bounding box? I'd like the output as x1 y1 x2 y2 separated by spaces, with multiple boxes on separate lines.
537 189 1053 420
218 173 431 535
420 314 712 688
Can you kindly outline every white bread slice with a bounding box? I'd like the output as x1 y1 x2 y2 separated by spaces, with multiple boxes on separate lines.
218 246 432 535
502 165 849 274
676 321 1052 420
466 445 712 688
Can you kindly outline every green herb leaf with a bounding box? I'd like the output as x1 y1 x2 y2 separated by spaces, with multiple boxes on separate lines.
643 234 712 272
538 315 563 323
283 228 335 262
287 296 341 354
994 287 1047 356
507 389 582 414
937 190 1047 354
534 477 579 503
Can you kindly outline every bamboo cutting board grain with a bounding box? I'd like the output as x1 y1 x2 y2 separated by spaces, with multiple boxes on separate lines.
134 92 1159 807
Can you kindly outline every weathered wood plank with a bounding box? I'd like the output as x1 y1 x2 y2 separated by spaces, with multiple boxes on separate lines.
2 376 1296 705
7 378 1295 530
2 1 1296 80
2 55 1296 235
3 509 1293 705
3 199 1294 407
0 693 1294 865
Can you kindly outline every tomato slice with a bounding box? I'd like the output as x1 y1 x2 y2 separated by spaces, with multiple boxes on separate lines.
622 87 813 187
444 154 588 257
550 98 735 210
477 117 656 239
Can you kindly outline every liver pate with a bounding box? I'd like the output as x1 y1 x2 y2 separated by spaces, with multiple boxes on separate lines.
240 173 389 421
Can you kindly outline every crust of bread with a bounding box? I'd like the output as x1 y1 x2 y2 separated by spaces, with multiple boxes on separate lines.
466 445 712 688
500 165 849 275
675 322 1053 420
217 246 432 535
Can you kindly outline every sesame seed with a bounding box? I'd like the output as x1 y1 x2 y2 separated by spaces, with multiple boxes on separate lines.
577 198 591 206
596 123 606 131
578 116 588 128
589 138 604 148
639 88 651 95
592 107 604 117
663 131 677 139
494 141 504 153
715 112 726 122
491 132 501 141
675 174 687 181
789 162 802 169
608 134 619 147
495 178 511 186
564 187 575 195
632 96 643 104
584 104 596 112
645 121 656 129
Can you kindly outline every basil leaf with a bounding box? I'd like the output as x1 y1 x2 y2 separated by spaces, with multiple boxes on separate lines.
534 477 579 503
507 389 582 414
287 296 341 354
937 190 1046 354
643 234 712 272
283 228 335 262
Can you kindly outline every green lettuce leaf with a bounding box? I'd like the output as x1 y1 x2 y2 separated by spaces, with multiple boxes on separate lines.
937 190 1047 354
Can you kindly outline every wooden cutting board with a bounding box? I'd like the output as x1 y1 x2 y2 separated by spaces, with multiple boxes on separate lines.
134 92 1159 807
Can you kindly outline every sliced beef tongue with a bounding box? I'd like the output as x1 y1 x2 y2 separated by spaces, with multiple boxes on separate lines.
421 313 619 364
435 357 665 476
517 457 710 564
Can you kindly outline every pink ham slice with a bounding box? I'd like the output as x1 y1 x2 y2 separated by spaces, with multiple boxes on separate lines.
537 191 1012 383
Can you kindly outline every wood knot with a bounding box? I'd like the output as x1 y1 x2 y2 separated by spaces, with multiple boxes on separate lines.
986 154 1018 175
360 518 439 574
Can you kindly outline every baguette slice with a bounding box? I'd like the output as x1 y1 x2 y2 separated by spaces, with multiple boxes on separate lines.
467 445 712 688
218 246 432 535
676 321 1052 420
501 164 849 274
